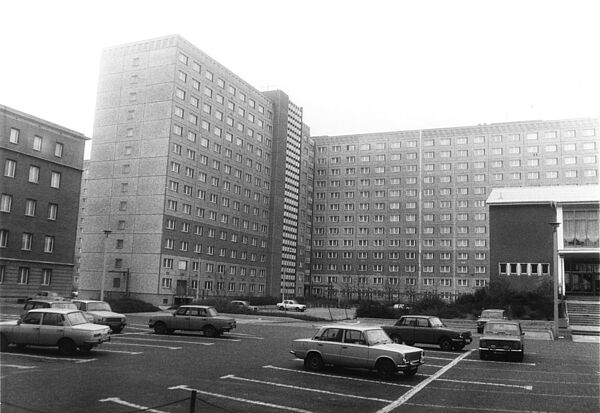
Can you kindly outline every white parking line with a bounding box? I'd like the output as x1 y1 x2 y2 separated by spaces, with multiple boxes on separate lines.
99 397 168 413
2 364 37 369
109 336 214 346
95 349 143 355
221 374 394 403
1 353 96 363
376 349 476 413
436 378 532 390
169 384 313 413
104 342 181 350
264 365 414 387
464 358 536 366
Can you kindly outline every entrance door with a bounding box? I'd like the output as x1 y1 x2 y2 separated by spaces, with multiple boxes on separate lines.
176 280 187 297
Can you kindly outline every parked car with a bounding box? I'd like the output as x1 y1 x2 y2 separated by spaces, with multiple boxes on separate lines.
479 320 524 362
382 315 472 351
290 324 424 379
73 300 127 333
230 300 257 312
148 305 236 337
27 291 64 301
0 308 111 355
476 309 507 333
23 299 78 313
276 299 306 312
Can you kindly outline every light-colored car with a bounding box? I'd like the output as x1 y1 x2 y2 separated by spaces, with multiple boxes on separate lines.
276 299 306 312
476 309 507 333
0 308 111 355
73 300 127 333
230 300 257 312
291 324 424 379
22 299 78 313
27 291 65 301
479 320 525 362
148 305 236 337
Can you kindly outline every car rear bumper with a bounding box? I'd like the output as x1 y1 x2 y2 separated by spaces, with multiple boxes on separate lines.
479 346 522 354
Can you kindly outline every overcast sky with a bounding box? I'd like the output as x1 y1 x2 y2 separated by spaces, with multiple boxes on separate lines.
1 0 598 145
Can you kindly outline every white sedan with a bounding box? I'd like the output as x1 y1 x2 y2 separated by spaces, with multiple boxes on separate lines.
0 308 111 355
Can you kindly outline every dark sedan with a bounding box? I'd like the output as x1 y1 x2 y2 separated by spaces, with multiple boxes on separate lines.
382 315 472 351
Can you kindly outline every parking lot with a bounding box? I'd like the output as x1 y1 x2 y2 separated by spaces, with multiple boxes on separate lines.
1 310 599 412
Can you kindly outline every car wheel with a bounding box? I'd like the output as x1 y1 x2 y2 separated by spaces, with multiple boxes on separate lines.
58 339 77 356
203 325 218 338
439 337 453 351
514 352 524 362
376 359 396 380
304 352 324 371
16 343 27 350
111 327 122 334
404 367 418 377
0 334 8 352
154 322 168 335
404 340 415 346
390 334 403 344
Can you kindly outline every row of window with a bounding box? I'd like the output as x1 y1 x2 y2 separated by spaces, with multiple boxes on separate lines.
314 212 487 222
164 240 266 261
161 257 265 278
0 195 59 219
316 168 597 180
161 277 265 294
314 251 486 260
164 220 267 246
312 263 487 273
4 160 63 187
316 142 597 162
310 274 488 287
315 129 596 152
0 266 53 285
499 263 550 276
8 128 65 157
313 238 487 248
0 231 55 252
315 200 487 209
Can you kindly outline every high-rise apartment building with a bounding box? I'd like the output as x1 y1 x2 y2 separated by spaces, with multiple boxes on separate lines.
310 118 599 302
77 35 311 306
1 105 88 299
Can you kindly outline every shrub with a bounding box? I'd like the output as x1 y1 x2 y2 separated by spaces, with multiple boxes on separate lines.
106 298 160 313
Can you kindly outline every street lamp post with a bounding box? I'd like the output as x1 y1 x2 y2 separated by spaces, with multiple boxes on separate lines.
549 222 561 339
100 230 112 301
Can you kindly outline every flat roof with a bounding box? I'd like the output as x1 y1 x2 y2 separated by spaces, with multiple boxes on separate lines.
487 185 600 205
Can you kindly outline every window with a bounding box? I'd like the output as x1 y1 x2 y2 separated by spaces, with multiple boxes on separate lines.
4 159 16 178
50 172 61 188
0 194 12 212
44 236 55 253
25 199 36 216
32 136 42 151
0 230 8 248
22 233 33 250
29 166 40 183
9 128 20 143
18 267 29 284
48 203 58 220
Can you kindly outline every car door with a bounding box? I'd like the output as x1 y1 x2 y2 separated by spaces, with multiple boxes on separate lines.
314 328 343 364
188 307 204 331
12 312 43 345
38 313 65 345
413 317 433 344
338 329 370 368
398 317 416 343
173 307 191 330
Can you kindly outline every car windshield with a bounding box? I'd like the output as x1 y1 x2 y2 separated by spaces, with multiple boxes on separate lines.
53 302 77 309
481 310 504 319
485 323 520 335
206 307 218 317
365 329 392 345
86 302 112 311
429 317 444 327
66 311 89 325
